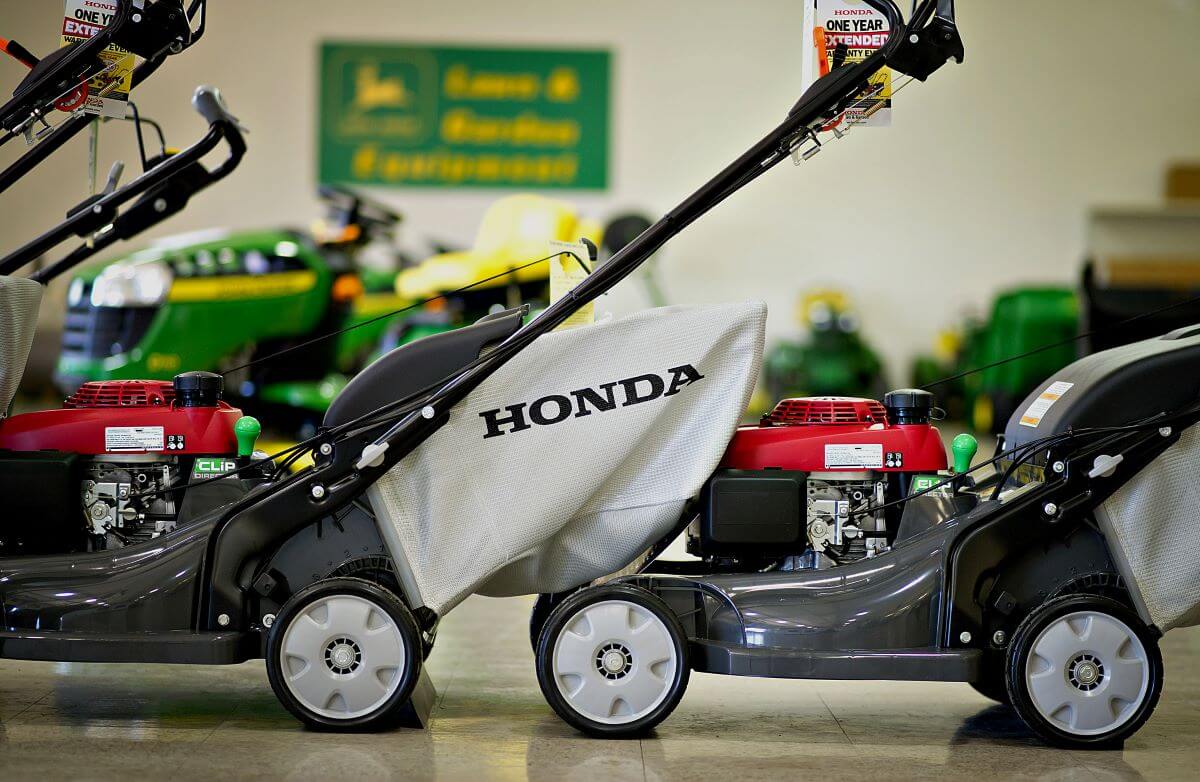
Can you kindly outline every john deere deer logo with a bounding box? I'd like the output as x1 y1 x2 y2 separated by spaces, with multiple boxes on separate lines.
354 64 411 111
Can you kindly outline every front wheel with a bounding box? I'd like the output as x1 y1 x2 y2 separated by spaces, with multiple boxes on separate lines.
1006 594 1162 748
536 583 689 737
267 577 422 731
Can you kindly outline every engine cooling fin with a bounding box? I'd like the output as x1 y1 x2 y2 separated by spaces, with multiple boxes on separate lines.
64 380 176 408
763 397 888 427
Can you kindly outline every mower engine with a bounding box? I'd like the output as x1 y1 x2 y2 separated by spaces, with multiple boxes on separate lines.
688 390 947 569
0 372 250 553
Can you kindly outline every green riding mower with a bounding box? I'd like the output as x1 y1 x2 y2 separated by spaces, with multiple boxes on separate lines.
755 289 886 414
54 187 413 434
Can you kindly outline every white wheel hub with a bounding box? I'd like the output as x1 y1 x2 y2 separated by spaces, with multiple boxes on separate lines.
280 594 406 720
1025 610 1150 736
552 599 677 725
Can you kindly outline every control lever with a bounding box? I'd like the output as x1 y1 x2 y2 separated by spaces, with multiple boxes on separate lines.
68 160 126 220
102 160 126 194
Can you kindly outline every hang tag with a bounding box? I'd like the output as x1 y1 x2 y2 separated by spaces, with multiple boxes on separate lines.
548 239 594 331
61 1 135 118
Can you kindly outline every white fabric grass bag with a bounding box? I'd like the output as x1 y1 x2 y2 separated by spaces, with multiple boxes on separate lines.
0 276 44 415
1096 424 1200 632
368 302 766 613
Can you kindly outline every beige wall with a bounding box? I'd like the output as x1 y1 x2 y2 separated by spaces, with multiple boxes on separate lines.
3 1 1200 385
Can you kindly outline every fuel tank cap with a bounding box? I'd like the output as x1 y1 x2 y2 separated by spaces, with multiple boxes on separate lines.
883 388 936 425
173 371 224 407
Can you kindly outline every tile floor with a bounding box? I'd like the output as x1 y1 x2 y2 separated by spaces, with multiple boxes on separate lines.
1 594 1198 780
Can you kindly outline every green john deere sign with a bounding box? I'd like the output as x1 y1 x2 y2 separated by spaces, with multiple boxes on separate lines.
318 43 610 190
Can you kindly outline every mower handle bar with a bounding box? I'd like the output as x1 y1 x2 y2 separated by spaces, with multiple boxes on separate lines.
0 85 246 280
0 0 207 196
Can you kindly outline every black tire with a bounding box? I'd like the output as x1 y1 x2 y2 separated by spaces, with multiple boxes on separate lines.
530 592 573 654
1005 594 1162 749
267 577 422 731
536 583 689 738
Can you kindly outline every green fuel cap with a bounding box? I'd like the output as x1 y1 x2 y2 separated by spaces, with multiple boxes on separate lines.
951 433 978 475
234 416 261 458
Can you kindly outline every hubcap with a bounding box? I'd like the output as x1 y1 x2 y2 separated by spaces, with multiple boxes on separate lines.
552 599 677 725
596 642 633 680
325 638 362 674
1026 610 1149 736
280 594 406 720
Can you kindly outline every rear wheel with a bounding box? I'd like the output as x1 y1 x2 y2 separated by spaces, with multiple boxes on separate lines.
1006 594 1162 748
267 577 422 731
530 592 574 653
536 583 689 737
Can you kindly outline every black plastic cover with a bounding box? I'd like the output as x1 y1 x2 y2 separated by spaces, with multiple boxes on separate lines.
0 452 84 554
323 308 524 428
699 469 806 554
1003 325 1200 449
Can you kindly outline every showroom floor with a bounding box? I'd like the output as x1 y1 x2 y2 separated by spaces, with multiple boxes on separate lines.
1 594 1197 781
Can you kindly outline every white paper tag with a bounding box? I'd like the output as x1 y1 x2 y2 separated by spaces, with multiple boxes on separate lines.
824 443 883 469
548 239 594 330
105 426 165 452
1019 381 1074 428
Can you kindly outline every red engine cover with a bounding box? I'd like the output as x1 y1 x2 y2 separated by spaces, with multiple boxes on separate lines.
0 380 242 455
721 397 947 473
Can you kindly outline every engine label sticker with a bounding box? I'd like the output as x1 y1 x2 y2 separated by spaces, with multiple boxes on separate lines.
105 426 165 452
824 443 884 469
1019 381 1075 428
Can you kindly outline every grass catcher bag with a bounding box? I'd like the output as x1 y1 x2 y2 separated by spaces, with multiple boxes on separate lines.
0 276 43 415
1096 424 1200 632
368 302 766 613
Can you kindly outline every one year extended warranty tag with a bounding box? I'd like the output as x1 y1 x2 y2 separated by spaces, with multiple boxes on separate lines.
61 0 135 118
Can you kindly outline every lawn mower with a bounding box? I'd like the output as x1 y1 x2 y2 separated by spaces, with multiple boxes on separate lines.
0 0 1191 750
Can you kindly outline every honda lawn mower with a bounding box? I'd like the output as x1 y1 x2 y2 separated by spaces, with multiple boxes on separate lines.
0 0 1192 750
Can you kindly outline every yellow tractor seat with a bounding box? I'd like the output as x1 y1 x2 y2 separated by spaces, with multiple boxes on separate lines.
397 194 601 299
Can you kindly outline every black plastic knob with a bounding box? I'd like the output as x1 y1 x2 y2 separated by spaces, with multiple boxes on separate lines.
173 371 223 407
